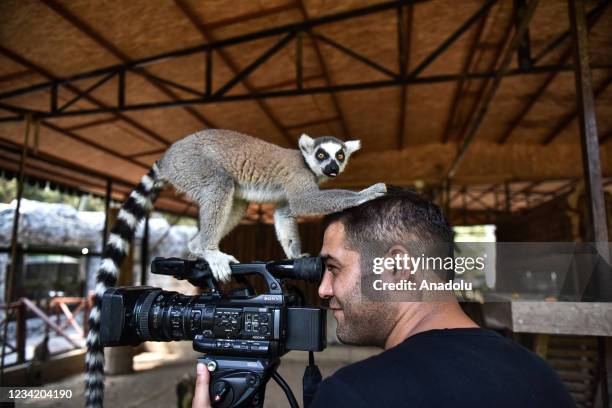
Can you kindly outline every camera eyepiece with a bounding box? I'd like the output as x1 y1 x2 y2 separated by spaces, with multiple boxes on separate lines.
265 257 323 283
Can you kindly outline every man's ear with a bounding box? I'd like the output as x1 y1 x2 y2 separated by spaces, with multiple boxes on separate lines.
345 140 361 155
386 245 411 278
299 133 315 154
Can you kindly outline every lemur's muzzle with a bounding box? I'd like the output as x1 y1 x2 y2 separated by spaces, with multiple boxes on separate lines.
324 162 340 177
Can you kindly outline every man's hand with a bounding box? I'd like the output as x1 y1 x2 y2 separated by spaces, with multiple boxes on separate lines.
192 363 212 408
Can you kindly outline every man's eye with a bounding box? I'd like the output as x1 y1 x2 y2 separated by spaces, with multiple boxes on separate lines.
326 264 338 275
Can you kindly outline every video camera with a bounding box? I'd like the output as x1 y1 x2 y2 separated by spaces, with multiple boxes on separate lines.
99 256 327 408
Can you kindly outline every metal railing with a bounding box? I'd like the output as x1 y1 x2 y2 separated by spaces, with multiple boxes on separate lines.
0 295 90 366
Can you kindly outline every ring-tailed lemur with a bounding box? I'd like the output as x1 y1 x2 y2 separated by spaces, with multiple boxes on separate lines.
85 129 386 407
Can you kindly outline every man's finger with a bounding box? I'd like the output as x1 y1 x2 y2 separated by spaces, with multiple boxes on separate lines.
192 363 211 408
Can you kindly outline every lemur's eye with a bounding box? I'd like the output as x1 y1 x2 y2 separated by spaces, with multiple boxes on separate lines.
336 152 345 162
316 152 325 160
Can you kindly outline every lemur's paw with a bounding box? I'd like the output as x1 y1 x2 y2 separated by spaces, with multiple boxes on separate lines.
203 250 239 283
299 253 311 258
358 183 387 204
187 238 204 257
285 240 302 259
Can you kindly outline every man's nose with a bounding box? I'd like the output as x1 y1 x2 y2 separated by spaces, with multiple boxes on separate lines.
318 270 333 299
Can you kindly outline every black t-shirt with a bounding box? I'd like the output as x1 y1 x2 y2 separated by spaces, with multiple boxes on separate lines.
310 328 575 408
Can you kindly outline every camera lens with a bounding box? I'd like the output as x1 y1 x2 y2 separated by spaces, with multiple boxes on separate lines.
135 290 197 342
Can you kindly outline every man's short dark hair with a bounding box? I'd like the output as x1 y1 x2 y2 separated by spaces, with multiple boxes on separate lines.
323 186 454 280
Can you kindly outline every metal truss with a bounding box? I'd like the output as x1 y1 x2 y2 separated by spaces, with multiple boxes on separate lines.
1 0 609 123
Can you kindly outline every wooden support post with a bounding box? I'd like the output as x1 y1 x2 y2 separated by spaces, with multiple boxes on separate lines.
82 301 88 337
102 179 112 249
513 0 533 69
16 302 26 364
494 186 500 212
568 0 610 255
55 302 60 326
205 49 212 97
444 179 451 220
504 182 511 214
568 1 611 405
141 213 149 286
1 117 31 382
296 31 303 90
462 186 467 225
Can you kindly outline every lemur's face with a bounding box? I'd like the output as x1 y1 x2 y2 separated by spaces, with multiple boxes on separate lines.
299 134 361 180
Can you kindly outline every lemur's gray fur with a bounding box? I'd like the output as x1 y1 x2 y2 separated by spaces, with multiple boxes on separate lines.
85 129 386 407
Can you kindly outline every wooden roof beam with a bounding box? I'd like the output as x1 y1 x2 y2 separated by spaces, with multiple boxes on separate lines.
204 3 299 31
41 120 151 170
296 0 349 139
441 8 489 143
40 0 217 130
497 3 609 144
453 16 515 146
173 0 295 146
65 116 120 131
255 73 324 92
0 135 195 213
0 45 170 147
600 128 612 143
531 0 610 64
129 147 167 159
286 115 340 130
447 0 540 179
0 70 34 84
541 74 612 145
396 4 413 149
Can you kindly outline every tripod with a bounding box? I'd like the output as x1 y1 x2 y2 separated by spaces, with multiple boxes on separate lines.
198 355 299 408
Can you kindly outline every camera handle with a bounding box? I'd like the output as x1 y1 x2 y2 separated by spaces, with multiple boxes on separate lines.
197 355 298 408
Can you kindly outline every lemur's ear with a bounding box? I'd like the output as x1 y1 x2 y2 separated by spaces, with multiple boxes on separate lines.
299 133 315 154
345 140 361 155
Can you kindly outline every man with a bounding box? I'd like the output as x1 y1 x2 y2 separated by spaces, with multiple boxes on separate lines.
193 188 575 408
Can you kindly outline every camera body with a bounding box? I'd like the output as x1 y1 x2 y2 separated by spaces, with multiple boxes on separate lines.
100 286 326 358
99 256 326 408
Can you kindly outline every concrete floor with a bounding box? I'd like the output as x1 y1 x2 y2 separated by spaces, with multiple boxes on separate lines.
14 345 379 408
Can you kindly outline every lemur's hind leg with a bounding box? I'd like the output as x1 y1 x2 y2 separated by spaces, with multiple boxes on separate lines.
274 203 302 259
221 198 248 237
162 153 240 283
185 174 238 283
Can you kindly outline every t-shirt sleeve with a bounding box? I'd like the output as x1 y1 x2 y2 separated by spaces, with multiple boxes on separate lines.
309 375 370 408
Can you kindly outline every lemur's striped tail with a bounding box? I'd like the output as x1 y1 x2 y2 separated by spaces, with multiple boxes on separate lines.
84 163 163 408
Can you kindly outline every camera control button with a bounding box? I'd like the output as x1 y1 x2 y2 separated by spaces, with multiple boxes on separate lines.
259 325 268 333
260 314 269 323
190 311 201 330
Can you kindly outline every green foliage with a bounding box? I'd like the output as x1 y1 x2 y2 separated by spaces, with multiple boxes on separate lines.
0 176 197 223
0 177 106 211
